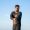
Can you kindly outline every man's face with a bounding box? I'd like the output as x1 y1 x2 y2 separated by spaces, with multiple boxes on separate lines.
15 7 19 12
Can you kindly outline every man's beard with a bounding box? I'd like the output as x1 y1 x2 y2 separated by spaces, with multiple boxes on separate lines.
16 10 19 13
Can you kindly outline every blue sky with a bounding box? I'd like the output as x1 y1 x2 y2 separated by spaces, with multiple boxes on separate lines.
0 0 30 30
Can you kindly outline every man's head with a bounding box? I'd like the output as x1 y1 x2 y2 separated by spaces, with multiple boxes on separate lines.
15 5 20 12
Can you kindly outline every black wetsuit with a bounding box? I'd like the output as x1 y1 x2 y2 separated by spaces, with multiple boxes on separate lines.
10 11 22 30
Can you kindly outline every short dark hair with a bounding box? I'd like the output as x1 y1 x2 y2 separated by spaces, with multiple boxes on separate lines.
15 5 19 8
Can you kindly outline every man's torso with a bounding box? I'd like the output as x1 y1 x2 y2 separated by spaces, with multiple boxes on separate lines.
12 11 20 24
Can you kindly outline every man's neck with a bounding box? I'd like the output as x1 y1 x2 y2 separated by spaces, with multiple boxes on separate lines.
15 11 19 14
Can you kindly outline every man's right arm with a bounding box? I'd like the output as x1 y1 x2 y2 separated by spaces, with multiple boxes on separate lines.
10 12 13 20
10 11 15 20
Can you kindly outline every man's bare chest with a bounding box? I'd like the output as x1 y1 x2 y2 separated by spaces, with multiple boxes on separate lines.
13 12 19 24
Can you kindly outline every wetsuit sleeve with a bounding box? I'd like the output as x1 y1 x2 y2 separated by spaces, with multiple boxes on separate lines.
10 12 13 20
20 12 22 18
18 12 22 23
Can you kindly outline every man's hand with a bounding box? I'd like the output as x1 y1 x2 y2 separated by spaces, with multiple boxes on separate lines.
12 18 16 20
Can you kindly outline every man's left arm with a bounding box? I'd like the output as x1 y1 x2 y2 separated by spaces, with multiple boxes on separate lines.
20 12 22 18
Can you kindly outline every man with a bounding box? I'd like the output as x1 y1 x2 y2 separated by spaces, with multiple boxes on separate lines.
10 5 22 30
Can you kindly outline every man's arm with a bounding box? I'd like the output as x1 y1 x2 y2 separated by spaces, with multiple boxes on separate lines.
10 11 15 20
10 12 13 20
18 12 22 21
20 12 22 18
